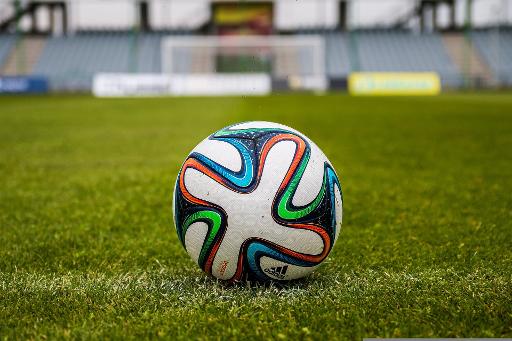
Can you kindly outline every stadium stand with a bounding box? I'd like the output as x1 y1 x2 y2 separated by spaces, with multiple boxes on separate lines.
1 29 506 91
0 34 16 72
354 30 462 87
471 29 512 86
33 31 183 90
33 32 133 90
442 32 495 87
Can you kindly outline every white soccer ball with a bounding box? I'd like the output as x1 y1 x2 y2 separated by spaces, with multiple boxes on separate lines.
173 121 343 282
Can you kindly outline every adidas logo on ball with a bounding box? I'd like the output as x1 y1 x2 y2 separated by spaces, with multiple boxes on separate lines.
264 265 288 280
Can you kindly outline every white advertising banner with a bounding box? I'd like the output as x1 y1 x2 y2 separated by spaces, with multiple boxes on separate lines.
93 74 173 97
170 74 271 96
93 73 271 97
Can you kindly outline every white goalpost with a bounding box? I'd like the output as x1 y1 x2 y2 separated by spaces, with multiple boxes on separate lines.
161 35 327 95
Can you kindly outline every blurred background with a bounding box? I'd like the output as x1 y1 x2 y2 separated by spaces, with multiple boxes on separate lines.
0 0 511 95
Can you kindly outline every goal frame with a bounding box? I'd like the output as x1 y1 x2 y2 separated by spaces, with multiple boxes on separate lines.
161 35 327 91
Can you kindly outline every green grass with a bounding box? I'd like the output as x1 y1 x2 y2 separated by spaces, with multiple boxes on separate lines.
0 93 511 339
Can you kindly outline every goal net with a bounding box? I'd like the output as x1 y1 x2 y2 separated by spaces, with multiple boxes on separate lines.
161 35 327 93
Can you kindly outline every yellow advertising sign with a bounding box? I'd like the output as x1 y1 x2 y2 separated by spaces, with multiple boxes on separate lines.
214 5 272 25
348 72 441 96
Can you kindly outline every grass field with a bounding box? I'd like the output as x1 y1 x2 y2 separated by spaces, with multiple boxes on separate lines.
1 93 511 339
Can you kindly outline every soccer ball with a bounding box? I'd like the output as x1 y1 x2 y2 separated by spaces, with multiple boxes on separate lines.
173 121 343 282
